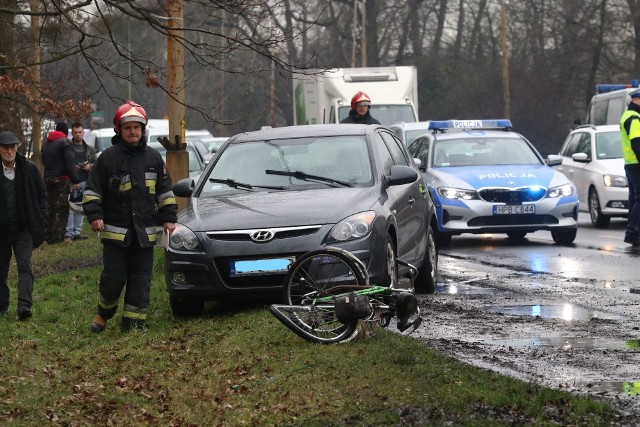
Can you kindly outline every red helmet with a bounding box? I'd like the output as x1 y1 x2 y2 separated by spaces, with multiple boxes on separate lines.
351 91 372 110
113 101 148 134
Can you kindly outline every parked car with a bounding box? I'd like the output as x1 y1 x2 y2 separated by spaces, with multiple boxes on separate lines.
389 121 432 146
148 141 206 182
201 136 228 153
164 124 438 316
406 119 579 246
555 124 628 228
187 138 214 164
89 127 115 156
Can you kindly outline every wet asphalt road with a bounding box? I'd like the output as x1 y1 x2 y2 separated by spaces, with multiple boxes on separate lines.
410 216 640 420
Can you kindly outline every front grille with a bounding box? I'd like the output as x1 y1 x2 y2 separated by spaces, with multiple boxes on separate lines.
468 215 558 226
479 188 545 204
207 225 321 242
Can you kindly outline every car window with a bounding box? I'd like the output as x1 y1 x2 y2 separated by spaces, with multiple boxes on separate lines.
595 131 623 159
372 133 395 176
380 131 410 166
560 133 580 157
575 133 592 157
432 136 541 167
408 137 430 169
201 136 373 194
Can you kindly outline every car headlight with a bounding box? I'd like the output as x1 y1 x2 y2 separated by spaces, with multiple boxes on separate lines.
547 183 575 198
436 187 478 200
603 174 628 187
328 211 375 242
169 224 202 250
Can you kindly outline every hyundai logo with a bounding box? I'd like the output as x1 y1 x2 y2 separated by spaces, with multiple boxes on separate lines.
251 230 274 242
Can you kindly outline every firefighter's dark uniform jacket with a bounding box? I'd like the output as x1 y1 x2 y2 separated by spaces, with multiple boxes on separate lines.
82 136 177 247
340 109 381 125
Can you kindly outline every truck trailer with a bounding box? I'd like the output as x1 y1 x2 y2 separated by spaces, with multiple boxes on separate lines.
293 66 418 126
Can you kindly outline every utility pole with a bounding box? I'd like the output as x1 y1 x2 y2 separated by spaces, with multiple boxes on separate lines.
500 0 511 119
361 0 367 67
351 0 358 67
166 0 189 210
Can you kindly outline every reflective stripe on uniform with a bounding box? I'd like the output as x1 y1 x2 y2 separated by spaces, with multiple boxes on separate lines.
157 191 176 208
122 309 147 320
102 224 129 242
82 189 101 203
145 226 158 241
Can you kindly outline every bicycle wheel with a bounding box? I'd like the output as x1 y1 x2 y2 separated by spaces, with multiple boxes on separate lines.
269 304 359 344
284 247 369 305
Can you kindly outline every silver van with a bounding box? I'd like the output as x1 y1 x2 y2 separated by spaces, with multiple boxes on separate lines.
586 82 639 125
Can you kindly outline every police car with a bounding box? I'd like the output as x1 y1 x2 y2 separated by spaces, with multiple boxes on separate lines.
407 119 579 246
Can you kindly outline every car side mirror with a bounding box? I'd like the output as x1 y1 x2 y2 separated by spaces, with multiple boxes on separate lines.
387 165 419 186
571 152 590 163
546 154 563 166
173 178 195 197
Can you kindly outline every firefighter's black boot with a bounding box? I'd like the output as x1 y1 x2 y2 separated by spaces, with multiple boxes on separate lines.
121 317 146 332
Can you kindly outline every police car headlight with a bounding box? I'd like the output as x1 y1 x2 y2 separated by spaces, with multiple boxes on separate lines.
603 174 627 187
328 211 375 242
437 187 478 200
169 225 202 250
547 184 575 198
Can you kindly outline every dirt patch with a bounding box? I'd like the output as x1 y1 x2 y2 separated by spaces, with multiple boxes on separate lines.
413 255 640 424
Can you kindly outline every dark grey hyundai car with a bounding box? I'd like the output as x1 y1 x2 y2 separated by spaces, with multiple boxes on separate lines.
165 124 438 316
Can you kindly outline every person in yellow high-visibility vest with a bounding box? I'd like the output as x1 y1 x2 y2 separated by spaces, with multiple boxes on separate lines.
619 89 640 246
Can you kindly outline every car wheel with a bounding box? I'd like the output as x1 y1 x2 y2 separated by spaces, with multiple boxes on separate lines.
551 228 577 245
507 231 527 240
589 188 610 228
383 236 398 288
436 232 451 247
170 296 205 317
415 224 438 294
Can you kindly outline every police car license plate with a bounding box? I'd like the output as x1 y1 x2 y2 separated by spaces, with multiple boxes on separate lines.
493 205 535 215
230 257 294 277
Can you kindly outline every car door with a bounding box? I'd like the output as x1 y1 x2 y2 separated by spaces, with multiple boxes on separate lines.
562 131 591 208
376 130 428 263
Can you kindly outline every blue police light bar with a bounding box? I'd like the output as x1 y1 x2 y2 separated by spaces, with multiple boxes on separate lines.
595 80 640 94
428 119 512 131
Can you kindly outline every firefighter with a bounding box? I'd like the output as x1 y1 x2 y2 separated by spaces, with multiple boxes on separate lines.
83 101 178 332
340 91 381 125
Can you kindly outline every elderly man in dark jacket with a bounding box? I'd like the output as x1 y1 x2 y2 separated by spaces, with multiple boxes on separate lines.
0 131 48 320
42 122 80 244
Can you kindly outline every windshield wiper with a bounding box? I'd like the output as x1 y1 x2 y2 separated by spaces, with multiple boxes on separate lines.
208 178 285 191
265 170 352 187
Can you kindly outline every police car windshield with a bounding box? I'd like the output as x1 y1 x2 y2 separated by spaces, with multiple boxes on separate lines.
431 137 541 167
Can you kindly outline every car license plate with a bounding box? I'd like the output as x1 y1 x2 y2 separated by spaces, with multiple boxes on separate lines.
230 257 294 277
493 205 535 215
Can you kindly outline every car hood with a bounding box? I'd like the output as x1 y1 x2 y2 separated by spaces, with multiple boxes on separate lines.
428 165 569 189
593 158 625 175
180 187 379 231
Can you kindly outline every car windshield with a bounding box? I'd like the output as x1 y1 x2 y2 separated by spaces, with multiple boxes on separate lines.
431 136 542 167
201 136 373 194
595 131 623 160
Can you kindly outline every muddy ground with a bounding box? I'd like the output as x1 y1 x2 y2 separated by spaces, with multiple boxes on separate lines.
411 254 640 422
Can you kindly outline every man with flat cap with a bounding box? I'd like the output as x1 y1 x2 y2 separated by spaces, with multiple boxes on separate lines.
0 131 48 320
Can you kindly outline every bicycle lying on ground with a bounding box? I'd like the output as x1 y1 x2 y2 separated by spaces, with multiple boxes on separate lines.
269 247 423 344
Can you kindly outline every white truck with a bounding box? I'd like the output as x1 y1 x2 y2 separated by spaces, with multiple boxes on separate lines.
293 66 418 126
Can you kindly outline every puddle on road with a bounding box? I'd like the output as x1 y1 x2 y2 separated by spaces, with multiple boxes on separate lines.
487 304 624 321
436 281 501 296
483 337 640 350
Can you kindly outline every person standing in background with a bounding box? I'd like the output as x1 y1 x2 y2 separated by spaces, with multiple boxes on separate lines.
64 122 96 243
42 122 80 244
340 91 381 125
0 131 48 320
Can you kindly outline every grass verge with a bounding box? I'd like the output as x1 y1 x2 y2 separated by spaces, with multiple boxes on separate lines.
0 233 620 425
